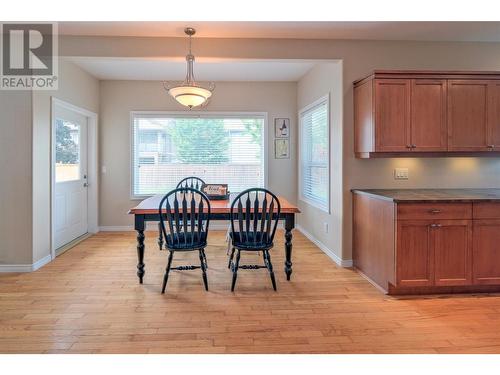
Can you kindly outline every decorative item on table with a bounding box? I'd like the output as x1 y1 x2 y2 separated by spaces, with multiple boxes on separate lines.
201 184 230 200
274 118 290 138
274 139 290 159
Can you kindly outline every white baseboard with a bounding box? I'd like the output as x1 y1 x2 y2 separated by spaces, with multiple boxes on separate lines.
296 224 353 268
32 254 52 271
0 264 33 273
99 225 135 231
0 254 52 273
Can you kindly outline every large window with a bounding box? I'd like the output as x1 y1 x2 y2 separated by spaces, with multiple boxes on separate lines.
131 113 266 197
299 95 330 212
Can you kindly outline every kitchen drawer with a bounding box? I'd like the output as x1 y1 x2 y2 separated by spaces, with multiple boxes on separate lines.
397 203 472 220
473 202 500 219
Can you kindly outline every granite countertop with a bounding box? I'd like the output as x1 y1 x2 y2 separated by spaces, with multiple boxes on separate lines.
352 189 500 202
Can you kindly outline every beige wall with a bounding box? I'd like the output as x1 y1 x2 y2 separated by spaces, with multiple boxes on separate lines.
0 92 33 264
32 59 99 263
99 80 297 227
297 62 343 261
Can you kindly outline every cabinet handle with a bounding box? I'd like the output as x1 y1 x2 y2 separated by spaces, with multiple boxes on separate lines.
487 145 494 149
429 209 441 214
406 145 412 149
411 144 417 149
430 223 442 228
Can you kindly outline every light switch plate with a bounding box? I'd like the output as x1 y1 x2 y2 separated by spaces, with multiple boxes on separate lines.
394 168 409 180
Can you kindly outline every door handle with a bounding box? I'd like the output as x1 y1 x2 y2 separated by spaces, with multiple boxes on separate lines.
83 182 89 187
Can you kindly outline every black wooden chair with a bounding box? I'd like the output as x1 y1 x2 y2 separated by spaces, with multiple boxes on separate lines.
158 177 206 250
158 187 211 293
228 188 281 291
176 176 206 190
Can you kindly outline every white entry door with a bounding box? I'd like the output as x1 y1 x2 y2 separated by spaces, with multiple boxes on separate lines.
53 105 89 250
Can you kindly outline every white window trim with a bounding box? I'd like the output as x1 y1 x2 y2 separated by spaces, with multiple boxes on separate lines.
298 94 331 213
130 111 268 200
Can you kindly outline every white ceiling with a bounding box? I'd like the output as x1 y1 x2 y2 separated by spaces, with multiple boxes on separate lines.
67 57 320 81
59 21 500 42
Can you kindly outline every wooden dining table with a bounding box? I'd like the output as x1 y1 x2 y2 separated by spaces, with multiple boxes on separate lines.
128 194 301 284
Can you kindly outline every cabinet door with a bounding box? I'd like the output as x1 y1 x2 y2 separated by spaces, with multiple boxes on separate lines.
433 220 472 286
396 220 434 287
488 81 500 150
374 79 411 152
473 219 500 285
448 80 490 151
410 79 447 151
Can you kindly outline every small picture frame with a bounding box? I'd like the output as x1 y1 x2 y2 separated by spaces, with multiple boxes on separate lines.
274 118 290 138
275 139 290 159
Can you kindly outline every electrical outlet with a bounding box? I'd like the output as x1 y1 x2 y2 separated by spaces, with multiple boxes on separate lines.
394 168 409 180
323 222 329 234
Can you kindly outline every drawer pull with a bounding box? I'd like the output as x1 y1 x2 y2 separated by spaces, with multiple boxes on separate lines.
429 209 441 214
430 223 442 228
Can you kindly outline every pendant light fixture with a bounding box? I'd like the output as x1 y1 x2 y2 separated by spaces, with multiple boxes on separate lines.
163 27 215 109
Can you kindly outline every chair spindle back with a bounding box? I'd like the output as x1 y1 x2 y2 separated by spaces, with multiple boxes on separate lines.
230 188 281 248
159 188 211 249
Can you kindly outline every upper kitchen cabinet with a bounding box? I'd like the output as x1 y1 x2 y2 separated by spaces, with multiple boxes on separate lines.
374 79 411 152
447 80 489 151
410 79 447 152
489 80 500 150
354 71 500 158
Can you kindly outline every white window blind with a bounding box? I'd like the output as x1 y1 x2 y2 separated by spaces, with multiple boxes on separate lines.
131 113 265 197
299 96 329 212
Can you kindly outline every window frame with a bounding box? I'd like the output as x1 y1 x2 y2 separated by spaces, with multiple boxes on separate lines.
130 111 268 200
298 94 331 213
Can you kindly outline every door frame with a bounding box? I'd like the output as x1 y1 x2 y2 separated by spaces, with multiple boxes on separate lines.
50 97 98 259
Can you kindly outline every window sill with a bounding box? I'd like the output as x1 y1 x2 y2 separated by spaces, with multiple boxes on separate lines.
299 196 330 214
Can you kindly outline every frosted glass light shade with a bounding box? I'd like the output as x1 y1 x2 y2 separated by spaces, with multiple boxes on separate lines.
168 86 213 108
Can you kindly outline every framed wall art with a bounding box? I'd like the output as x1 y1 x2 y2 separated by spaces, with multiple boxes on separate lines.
275 139 290 159
274 118 290 138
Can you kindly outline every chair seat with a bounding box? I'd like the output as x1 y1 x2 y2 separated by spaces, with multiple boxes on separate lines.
230 232 273 250
166 232 207 250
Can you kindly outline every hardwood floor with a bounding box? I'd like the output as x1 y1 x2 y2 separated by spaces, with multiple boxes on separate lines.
2 230 500 353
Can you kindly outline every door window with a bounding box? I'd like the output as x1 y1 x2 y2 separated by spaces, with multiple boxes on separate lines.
55 119 81 182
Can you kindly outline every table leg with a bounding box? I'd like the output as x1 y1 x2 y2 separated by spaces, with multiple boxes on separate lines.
284 214 294 281
135 215 145 284
158 222 164 250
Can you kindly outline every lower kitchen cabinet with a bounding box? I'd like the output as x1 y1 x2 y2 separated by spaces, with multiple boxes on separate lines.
432 220 472 286
353 190 500 294
473 219 500 285
396 220 434 287
396 219 472 288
